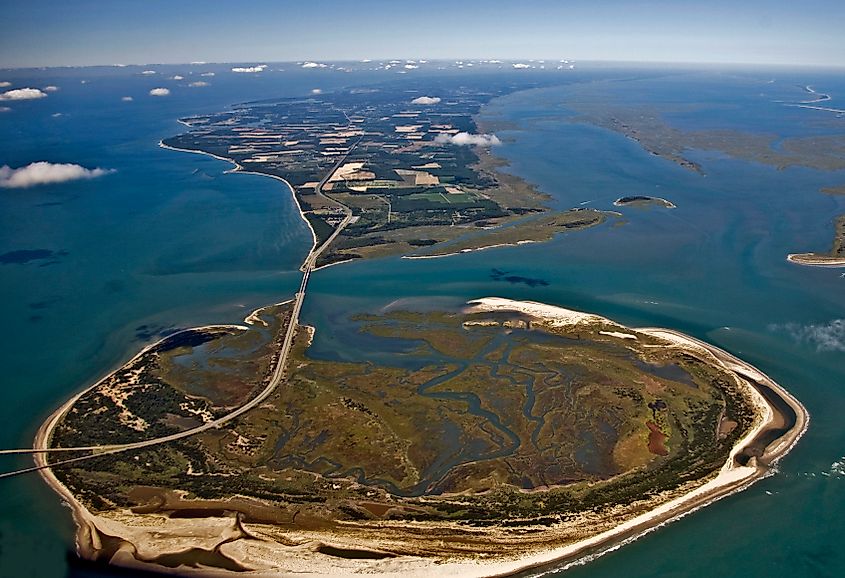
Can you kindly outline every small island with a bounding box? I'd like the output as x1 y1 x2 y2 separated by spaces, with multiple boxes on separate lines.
614 195 676 208
35 297 806 577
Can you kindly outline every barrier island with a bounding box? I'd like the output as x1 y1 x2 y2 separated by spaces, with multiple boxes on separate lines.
38 297 806 577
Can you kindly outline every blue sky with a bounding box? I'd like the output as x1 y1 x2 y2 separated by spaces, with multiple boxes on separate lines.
1 0 843 68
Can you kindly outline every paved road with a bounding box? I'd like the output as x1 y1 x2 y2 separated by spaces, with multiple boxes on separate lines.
0 143 357 479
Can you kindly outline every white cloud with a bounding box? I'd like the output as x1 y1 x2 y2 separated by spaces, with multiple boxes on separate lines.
0 162 115 189
0 81 11 87
44 85 59 92
311 88 322 94
0 88 47 101
171 75 184 80
770 319 845 352
512 63 532 69
149 87 170 96
200 72 215 77
301 62 327 69
0 106 10 112
411 96 441 105
404 64 419 70
188 81 209 87
232 64 267 73
434 132 502 147
121 96 133 102
141 70 156 75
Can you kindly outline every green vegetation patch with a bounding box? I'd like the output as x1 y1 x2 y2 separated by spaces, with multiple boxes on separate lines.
51 304 291 449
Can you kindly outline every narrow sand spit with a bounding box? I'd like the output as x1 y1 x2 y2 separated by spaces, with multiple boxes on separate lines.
467 296 603 327
787 253 845 267
402 240 537 260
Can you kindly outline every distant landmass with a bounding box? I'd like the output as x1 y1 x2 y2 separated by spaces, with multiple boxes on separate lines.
162 83 608 268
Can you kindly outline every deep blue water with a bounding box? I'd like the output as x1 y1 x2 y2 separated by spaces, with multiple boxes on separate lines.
1 64 843 577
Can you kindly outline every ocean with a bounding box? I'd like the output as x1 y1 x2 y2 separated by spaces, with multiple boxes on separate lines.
1 63 843 577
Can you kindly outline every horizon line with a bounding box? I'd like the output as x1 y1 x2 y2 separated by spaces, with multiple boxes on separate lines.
3 57 844 73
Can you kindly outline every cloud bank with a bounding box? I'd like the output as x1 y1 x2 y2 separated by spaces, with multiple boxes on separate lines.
0 88 48 101
301 62 327 69
0 162 115 189
769 319 845 352
149 87 170 96
411 96 441 105
512 63 532 69
232 64 267 73
435 132 501 147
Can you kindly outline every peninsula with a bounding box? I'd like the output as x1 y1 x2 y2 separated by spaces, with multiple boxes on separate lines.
161 83 608 268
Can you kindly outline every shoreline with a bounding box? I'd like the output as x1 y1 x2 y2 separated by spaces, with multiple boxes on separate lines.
158 141 319 253
34 297 808 578
446 298 808 578
30 300 296 560
786 253 845 267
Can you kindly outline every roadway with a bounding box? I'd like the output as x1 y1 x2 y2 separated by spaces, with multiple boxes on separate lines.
0 143 358 480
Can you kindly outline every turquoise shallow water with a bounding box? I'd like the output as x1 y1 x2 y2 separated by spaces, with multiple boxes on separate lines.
1 64 843 577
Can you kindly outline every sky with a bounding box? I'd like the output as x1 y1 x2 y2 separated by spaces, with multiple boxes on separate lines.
1 0 843 69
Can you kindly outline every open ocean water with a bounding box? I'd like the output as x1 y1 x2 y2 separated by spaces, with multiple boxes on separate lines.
1 64 843 577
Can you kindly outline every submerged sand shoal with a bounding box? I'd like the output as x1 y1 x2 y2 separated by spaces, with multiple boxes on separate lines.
36 297 808 578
